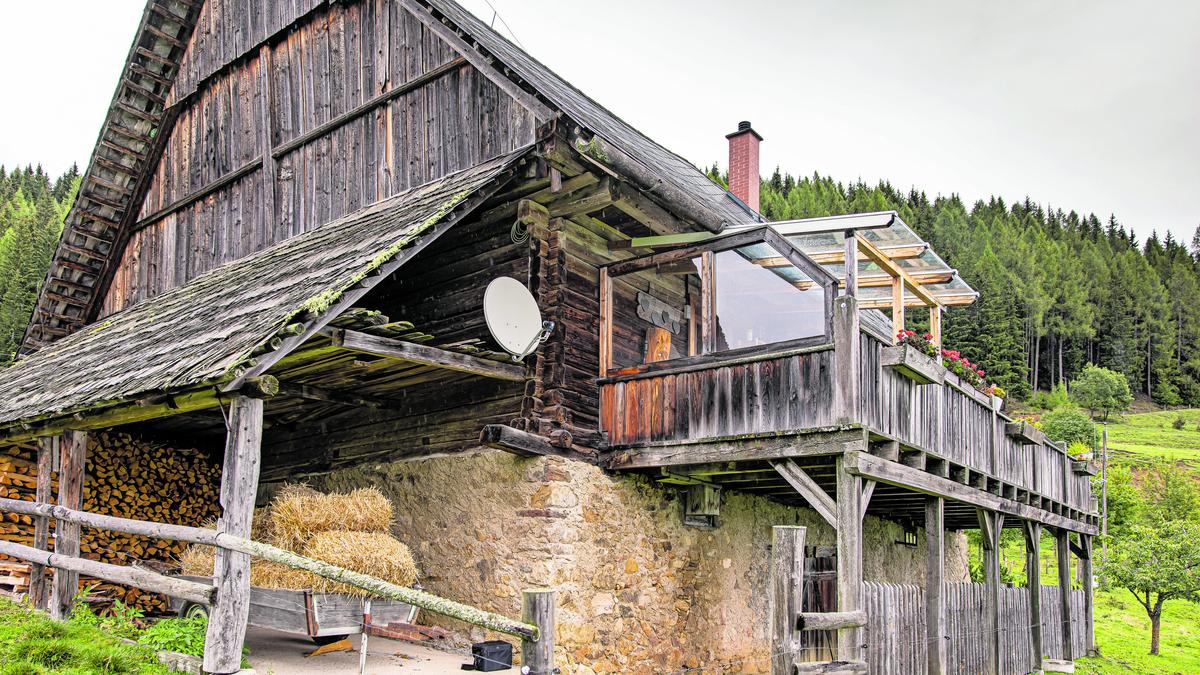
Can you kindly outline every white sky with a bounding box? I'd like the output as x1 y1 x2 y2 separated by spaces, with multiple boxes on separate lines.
1 0 1196 242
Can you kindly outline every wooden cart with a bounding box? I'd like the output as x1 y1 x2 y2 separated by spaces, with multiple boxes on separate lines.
170 576 416 645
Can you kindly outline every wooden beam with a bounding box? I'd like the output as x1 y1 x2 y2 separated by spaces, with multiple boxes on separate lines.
796 610 867 631
793 662 867 675
1056 528 1075 660
860 480 876 517
50 431 86 620
843 232 858 297
836 456 864 662
807 243 927 265
927 496 946 675
770 525 806 675
930 304 942 346
978 510 1005 675
0 539 213 607
607 428 866 470
1079 534 1095 655
842 451 1098 534
892 277 905 335
480 424 574 458
331 329 526 382
1024 520 1044 673
833 296 860 424
772 460 837 527
204 396 262 675
856 234 940 308
279 383 392 409
609 181 690 235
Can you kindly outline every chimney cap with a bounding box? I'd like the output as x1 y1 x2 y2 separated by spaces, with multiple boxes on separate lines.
725 120 763 141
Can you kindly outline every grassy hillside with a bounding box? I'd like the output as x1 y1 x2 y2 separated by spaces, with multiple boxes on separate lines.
1103 409 1200 466
1078 589 1200 674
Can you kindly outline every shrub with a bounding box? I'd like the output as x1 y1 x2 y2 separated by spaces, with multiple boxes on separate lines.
1040 408 1096 447
138 616 208 659
1172 413 1186 430
1030 382 1071 411
1071 365 1133 421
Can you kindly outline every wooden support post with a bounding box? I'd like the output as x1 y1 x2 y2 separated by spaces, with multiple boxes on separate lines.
926 496 946 675
833 295 860 425
929 304 941 347
1056 528 1074 660
770 525 806 675
700 251 715 353
29 436 55 610
835 456 864 662
1023 520 1044 672
978 509 1005 675
1078 534 1095 655
599 267 612 375
50 430 86 620
891 277 904 336
843 231 858 297
204 396 263 675
520 589 556 675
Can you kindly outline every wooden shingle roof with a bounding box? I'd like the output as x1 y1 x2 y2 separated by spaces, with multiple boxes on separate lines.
0 149 528 429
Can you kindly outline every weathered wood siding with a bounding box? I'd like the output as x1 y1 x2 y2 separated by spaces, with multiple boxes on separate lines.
865 581 1087 675
600 350 836 446
103 0 540 316
860 332 1092 513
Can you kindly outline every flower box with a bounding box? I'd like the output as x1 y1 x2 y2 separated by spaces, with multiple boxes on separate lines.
1004 421 1042 445
881 344 945 385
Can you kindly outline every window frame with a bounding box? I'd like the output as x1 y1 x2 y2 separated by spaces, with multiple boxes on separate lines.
599 226 839 381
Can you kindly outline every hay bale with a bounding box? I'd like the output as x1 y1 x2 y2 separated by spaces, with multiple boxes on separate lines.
178 544 215 577
269 486 393 551
301 530 418 593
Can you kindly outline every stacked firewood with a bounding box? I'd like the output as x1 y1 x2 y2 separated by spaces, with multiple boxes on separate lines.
0 434 222 613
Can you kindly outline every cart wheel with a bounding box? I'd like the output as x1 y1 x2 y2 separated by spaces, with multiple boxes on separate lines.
311 634 350 646
179 602 209 620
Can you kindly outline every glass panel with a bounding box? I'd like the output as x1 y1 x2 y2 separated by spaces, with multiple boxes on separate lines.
608 255 703 372
708 246 826 353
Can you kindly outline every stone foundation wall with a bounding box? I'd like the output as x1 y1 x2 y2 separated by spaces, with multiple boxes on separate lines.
316 451 969 674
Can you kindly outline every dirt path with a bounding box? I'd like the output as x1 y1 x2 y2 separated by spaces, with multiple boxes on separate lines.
244 626 476 674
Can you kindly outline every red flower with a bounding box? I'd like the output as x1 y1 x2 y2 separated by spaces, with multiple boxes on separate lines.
923 333 932 340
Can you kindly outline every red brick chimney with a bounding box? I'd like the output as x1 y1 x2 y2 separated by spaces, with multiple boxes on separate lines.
726 120 762 213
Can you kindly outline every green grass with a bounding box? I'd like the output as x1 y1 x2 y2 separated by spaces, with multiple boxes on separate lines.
1104 409 1200 466
1077 586 1200 675
0 598 168 674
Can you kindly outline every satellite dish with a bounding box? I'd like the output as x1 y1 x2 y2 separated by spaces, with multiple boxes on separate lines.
484 277 554 362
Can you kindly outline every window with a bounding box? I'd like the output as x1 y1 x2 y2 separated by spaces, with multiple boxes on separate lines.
601 228 835 377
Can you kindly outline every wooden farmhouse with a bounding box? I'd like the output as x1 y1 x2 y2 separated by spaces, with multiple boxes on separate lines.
0 0 1099 673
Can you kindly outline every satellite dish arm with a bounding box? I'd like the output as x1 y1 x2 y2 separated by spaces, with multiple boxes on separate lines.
512 321 555 363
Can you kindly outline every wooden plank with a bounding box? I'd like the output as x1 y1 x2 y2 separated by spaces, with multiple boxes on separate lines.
50 431 86 620
331 329 526 381
204 396 263 675
843 232 858 297
770 525 806 675
836 455 864 662
773 460 836 527
29 437 54 610
796 610 866 631
833 296 860 424
607 428 865 469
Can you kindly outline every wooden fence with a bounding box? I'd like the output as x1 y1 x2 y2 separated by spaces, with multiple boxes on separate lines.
864 581 1089 675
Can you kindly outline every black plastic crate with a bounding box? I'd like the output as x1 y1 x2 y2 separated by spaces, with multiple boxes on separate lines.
470 640 512 671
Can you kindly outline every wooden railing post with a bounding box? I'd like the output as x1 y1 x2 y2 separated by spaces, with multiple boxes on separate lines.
833 295 860 426
1056 528 1074 660
926 496 945 675
50 430 87 620
1023 520 1044 672
29 436 56 610
204 395 263 675
770 525 806 675
520 588 556 675
835 456 864 663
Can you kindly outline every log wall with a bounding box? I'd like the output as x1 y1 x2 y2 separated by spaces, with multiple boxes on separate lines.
102 0 540 316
